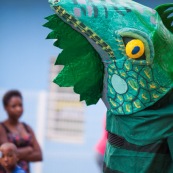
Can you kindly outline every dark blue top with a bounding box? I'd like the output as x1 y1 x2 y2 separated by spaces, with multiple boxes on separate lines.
12 166 26 173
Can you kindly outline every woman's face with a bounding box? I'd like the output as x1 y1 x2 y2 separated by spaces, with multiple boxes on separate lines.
5 96 23 121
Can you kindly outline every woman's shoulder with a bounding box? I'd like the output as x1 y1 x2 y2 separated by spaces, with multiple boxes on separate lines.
21 122 34 133
0 121 9 144
0 121 8 132
0 120 7 126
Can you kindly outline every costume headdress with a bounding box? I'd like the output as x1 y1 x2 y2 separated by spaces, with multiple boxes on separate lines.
44 0 173 115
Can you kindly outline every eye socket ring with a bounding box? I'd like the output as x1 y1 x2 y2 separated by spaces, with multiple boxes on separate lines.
115 28 155 65
125 39 145 59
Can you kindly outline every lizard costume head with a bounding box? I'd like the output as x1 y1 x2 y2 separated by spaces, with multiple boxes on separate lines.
44 0 173 115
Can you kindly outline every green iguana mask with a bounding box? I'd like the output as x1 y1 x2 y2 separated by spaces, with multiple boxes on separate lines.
44 0 173 115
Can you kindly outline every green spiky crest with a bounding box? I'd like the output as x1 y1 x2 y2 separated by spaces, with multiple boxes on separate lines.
44 14 104 105
155 4 173 34
154 4 173 80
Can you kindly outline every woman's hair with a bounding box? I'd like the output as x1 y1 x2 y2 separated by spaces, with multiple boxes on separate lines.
2 90 22 107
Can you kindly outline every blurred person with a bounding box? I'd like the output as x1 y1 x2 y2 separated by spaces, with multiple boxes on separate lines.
0 90 42 173
95 115 108 173
0 142 26 173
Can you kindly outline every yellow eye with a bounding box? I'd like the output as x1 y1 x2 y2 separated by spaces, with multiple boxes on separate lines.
125 39 145 59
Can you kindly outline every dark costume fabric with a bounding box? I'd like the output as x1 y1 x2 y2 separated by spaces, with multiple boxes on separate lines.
0 123 32 173
104 90 173 173
45 0 173 172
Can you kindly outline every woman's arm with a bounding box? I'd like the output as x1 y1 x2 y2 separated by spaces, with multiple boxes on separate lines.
17 147 33 160
0 125 8 144
21 124 43 162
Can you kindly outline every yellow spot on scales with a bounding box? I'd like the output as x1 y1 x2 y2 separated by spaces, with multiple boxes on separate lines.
128 81 137 91
110 64 115 69
126 104 131 113
76 21 81 25
110 99 118 107
142 94 147 100
153 94 159 99
108 68 113 74
118 107 123 113
144 70 151 79
117 95 123 101
126 95 133 101
120 72 126 77
115 39 122 43
125 64 130 71
140 61 143 65
110 88 115 94
134 101 141 108
160 87 167 92
62 10 66 14
140 81 145 87
55 6 61 10
119 44 124 47
150 84 156 89
134 67 139 72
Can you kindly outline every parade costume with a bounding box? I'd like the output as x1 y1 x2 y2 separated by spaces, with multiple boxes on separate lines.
44 0 173 172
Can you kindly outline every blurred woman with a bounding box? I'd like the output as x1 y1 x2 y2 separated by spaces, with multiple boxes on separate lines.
0 90 42 173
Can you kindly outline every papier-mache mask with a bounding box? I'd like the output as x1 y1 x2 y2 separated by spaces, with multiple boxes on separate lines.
44 0 173 115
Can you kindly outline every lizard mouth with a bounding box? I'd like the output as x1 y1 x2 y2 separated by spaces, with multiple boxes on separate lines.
53 5 115 58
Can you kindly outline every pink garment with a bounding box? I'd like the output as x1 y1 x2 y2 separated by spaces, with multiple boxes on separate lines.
95 116 108 156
